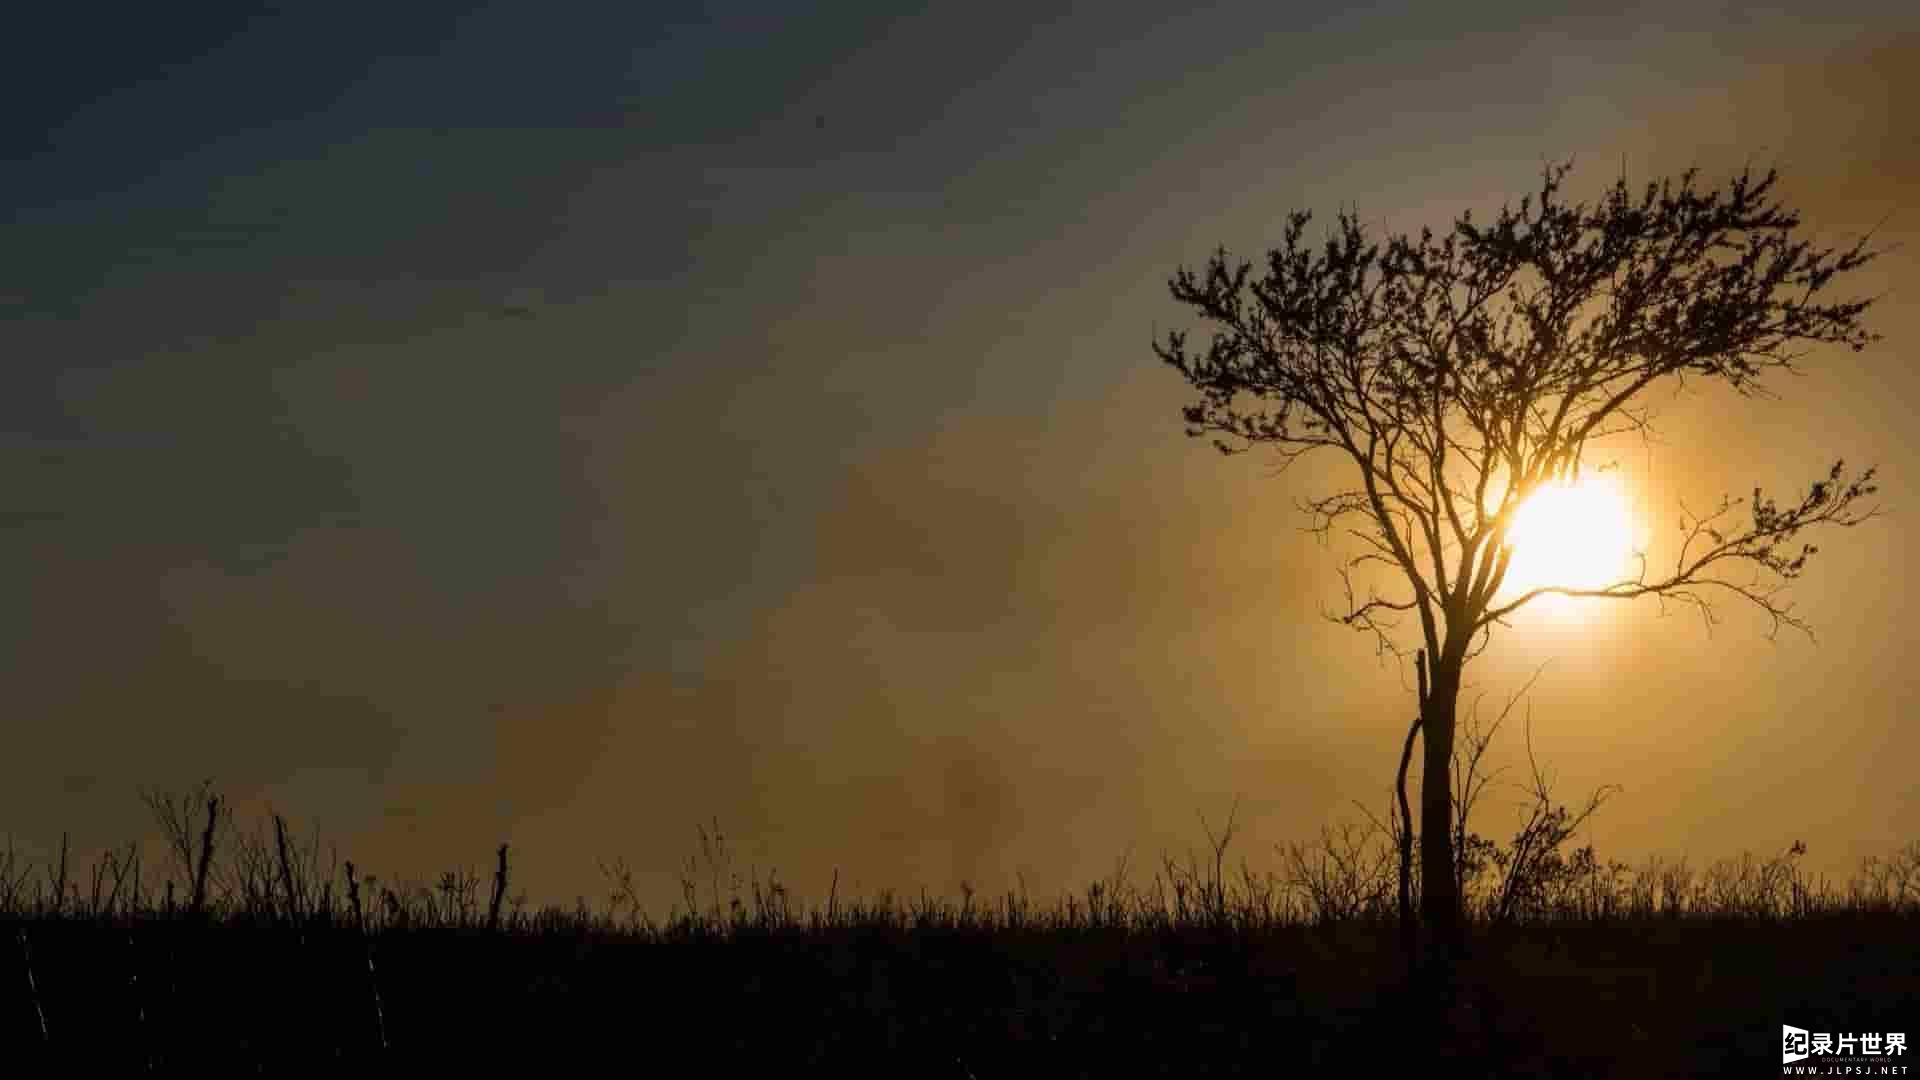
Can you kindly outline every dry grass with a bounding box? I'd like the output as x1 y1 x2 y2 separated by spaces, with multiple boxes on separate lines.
0 786 1915 1074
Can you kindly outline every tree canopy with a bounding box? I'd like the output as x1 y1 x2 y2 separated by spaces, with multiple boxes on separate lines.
1155 161 1887 962
1156 162 1882 659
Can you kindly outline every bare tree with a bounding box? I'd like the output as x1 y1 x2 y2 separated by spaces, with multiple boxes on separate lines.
1486 716 1621 925
1360 661 1552 963
1450 671 1543 916
1154 161 1885 964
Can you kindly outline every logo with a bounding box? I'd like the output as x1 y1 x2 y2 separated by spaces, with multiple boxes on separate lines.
1783 1024 1909 1071
1786 1026 1811 1064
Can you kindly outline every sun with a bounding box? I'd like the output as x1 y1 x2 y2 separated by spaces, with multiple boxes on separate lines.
1497 469 1641 603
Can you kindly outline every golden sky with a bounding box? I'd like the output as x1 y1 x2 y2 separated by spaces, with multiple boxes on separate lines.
4 4 1914 913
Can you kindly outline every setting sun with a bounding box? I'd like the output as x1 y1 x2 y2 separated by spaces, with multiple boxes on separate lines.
1498 470 1641 600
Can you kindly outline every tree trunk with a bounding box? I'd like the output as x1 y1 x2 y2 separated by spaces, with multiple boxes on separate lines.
1395 651 1427 974
1419 650 1463 966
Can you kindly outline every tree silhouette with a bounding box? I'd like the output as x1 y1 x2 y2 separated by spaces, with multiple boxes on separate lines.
1153 161 1884 967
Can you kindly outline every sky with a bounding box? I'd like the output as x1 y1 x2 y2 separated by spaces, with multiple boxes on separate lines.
4 1 1916 913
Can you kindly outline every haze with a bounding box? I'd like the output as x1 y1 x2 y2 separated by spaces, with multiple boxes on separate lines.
4 1 1914 914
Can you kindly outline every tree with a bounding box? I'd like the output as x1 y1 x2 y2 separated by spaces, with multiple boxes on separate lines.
1153 162 1884 965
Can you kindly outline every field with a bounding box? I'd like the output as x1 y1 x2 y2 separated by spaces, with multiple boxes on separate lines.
3 794 1916 1075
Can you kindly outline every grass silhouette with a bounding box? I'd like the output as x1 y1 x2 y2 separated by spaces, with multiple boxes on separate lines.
1 786 1915 1075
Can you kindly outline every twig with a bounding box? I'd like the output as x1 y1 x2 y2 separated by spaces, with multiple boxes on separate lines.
18 927 47 1042
1396 648 1427 968
344 861 363 932
363 936 388 1053
50 832 69 916
488 844 509 932
274 814 301 928
342 860 388 1052
190 794 220 919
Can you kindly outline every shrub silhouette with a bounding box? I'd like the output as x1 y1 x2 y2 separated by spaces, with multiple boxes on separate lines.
0 780 1914 1074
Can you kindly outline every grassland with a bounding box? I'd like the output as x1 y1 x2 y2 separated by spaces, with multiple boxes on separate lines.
3 788 1915 1075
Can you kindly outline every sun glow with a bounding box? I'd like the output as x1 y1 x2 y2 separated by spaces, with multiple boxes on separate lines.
1497 470 1641 605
